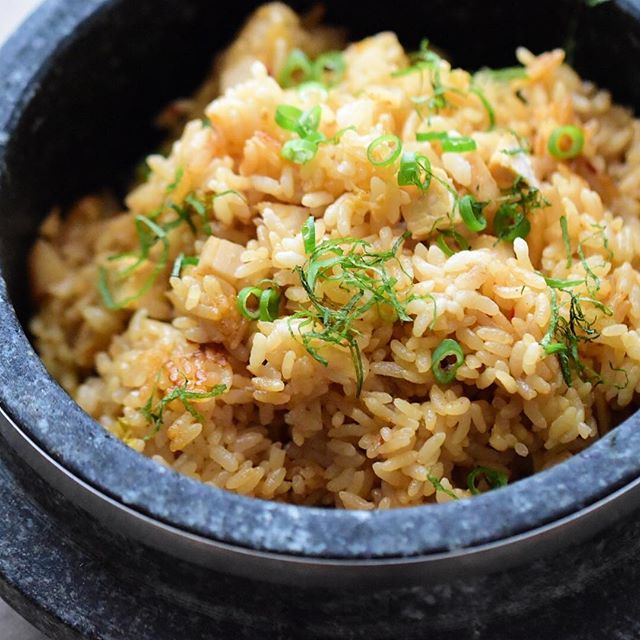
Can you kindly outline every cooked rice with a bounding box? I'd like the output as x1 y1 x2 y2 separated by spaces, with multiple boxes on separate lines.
29 3 640 508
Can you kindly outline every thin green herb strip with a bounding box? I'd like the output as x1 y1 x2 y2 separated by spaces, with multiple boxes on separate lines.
291 231 412 395
141 381 227 438
560 215 573 267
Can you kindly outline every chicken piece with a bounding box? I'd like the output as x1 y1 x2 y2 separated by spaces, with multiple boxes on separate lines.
198 236 245 285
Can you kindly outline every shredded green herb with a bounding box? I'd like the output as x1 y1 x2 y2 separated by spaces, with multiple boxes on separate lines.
98 172 218 310
290 224 412 395
427 474 459 500
560 215 573 267
141 380 227 438
540 284 613 387
494 177 549 243
469 86 496 131
393 40 454 118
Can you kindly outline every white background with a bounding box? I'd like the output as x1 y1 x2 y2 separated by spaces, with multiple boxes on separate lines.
1 3 52 639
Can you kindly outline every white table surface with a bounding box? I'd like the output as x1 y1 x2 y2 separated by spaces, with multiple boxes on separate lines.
1 3 51 638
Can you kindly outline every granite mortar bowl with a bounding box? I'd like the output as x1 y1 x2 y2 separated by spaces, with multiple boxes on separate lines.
3 0 640 637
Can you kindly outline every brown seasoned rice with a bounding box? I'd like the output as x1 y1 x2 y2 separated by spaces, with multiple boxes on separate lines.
29 3 640 508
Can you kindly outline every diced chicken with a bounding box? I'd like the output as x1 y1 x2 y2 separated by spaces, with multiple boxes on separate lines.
400 168 456 240
198 236 245 285
488 133 539 189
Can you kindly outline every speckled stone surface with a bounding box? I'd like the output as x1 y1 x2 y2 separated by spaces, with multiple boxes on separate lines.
3 427 640 639
1 0 640 566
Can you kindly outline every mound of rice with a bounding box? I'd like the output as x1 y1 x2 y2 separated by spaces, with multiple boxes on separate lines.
29 3 640 508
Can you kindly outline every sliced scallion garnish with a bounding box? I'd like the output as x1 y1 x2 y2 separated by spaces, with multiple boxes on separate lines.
312 51 346 87
431 338 465 384
279 49 313 88
367 134 403 167
397 151 432 191
548 125 584 160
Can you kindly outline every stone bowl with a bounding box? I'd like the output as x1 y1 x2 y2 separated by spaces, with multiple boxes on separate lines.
2 0 640 637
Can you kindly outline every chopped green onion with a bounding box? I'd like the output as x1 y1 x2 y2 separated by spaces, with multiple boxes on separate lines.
298 105 322 138
282 138 319 164
435 230 470 256
469 86 496 131
494 204 531 242
166 167 184 194
237 287 262 320
279 49 313 88
431 338 465 384
398 151 432 191
560 216 573 267
259 288 281 321
367 134 403 167
459 195 488 232
548 125 584 160
237 286 280 321
417 131 477 153
312 51 346 87
302 216 316 254
275 105 304 132
467 467 508 495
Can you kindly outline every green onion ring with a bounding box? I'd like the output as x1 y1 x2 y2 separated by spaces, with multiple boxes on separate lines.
237 287 262 320
259 288 281 321
312 51 346 87
431 338 465 384
548 125 584 160
279 49 313 88
367 134 403 166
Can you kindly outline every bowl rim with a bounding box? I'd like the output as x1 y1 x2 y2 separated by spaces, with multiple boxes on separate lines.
1 0 640 566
